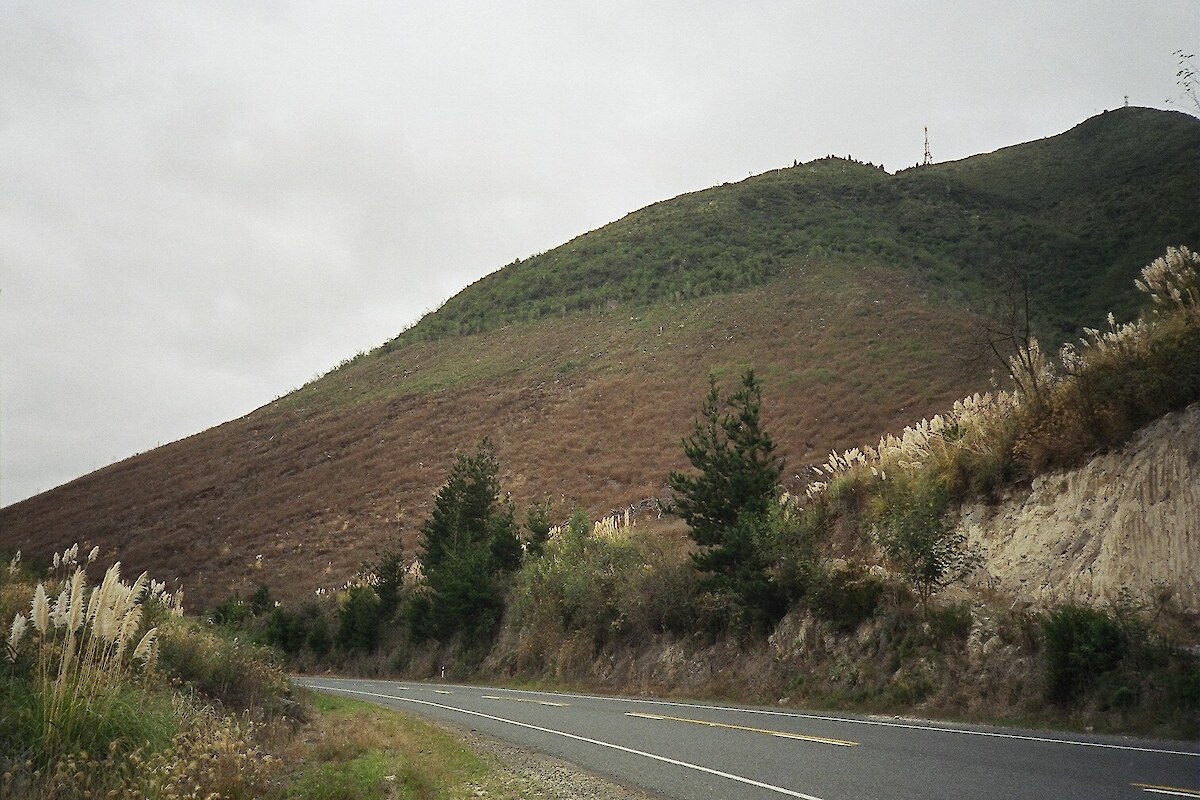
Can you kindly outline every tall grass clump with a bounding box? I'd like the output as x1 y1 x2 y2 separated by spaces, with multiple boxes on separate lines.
2 544 173 766
1 544 283 799
1016 245 1199 470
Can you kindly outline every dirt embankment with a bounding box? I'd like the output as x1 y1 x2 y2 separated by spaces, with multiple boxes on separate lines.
961 404 1199 614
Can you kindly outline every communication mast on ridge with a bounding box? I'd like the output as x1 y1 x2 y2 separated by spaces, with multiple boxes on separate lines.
923 126 933 166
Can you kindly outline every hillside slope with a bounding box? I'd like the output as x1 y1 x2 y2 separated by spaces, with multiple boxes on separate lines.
405 107 1199 345
2 108 1197 609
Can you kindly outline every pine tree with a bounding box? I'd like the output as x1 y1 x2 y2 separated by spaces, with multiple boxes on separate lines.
668 369 785 629
409 440 521 640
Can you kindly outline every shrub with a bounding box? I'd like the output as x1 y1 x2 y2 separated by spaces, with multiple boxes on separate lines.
509 510 637 652
306 613 332 656
210 593 255 626
524 499 554 557
507 511 701 667
1041 605 1127 703
872 476 982 615
0 544 282 798
806 563 886 632
157 619 288 711
2 548 167 765
926 601 974 643
265 601 330 656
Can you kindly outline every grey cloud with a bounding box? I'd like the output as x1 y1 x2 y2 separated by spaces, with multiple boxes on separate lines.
2 0 1196 505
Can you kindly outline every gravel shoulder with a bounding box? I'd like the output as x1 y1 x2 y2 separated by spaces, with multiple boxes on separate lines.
456 725 667 800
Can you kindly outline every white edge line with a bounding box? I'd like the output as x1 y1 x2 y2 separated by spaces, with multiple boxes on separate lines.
1141 790 1200 798
393 680 1198 758
301 682 827 800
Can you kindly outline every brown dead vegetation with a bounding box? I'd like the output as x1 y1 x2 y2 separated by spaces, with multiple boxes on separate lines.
0 263 992 609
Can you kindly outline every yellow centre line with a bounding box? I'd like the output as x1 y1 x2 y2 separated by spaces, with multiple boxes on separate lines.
626 712 858 747
1132 783 1200 798
481 695 569 707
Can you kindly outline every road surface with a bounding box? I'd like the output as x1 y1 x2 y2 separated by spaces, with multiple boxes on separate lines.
295 676 1199 800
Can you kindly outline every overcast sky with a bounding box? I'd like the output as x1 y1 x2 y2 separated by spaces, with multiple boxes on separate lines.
2 1 1196 507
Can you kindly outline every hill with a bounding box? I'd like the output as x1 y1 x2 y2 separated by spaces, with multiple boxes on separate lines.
2 107 1197 609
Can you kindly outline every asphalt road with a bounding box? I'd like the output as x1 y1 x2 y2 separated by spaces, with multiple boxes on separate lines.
295 676 1199 800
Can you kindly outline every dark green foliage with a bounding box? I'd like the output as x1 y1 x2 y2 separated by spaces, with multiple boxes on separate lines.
807 566 887 633
248 584 273 616
523 499 554 558
337 586 382 653
305 614 332 656
1041 606 1128 703
408 441 521 642
925 601 974 643
1038 594 1200 718
693 511 787 634
264 601 330 656
669 369 783 545
266 608 299 654
208 593 253 626
669 370 786 631
372 547 406 621
410 547 506 641
761 501 826 604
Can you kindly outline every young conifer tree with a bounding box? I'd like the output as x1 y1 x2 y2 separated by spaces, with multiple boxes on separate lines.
668 369 785 629
409 439 521 640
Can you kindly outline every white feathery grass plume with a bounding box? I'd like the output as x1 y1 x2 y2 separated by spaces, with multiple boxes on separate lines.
91 562 123 632
31 584 50 634
52 587 70 627
87 546 100 564
8 613 27 658
132 628 158 665
66 568 86 632
1137 245 1200 314
85 586 102 631
127 571 149 609
116 605 144 658
53 552 61 570
7 551 19 575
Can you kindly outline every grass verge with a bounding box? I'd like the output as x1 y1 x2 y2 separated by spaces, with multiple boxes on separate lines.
270 688 561 800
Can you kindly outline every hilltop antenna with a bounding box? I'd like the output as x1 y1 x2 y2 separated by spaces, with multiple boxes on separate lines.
923 126 932 166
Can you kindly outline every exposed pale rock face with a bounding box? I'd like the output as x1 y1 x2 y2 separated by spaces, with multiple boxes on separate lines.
960 404 1199 613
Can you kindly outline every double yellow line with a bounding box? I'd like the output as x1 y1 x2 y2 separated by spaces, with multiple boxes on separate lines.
626 711 858 747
